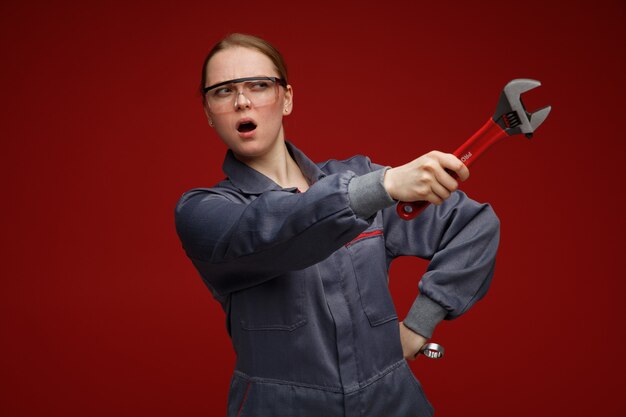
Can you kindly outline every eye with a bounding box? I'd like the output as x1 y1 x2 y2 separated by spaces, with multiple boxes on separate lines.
249 81 271 91
213 86 234 98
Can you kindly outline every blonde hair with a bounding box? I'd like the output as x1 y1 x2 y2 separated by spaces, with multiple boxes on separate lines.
199 33 289 98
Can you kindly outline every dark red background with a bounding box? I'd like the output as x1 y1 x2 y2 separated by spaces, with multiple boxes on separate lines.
1 1 625 415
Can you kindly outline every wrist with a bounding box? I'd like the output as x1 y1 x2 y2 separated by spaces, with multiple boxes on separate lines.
399 321 429 360
383 167 397 200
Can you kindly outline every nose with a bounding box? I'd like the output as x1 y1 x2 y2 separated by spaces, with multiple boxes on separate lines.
234 90 252 110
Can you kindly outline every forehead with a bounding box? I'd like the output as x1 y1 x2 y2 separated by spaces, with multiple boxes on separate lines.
206 46 278 86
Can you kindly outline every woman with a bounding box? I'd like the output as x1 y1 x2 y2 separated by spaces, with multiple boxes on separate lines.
175 33 500 417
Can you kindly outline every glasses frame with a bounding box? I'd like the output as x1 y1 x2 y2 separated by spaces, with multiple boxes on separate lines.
202 76 287 95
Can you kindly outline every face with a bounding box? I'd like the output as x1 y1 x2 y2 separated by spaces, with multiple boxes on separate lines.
203 46 293 161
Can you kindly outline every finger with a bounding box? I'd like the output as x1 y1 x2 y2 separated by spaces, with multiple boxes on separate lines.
433 167 459 194
456 162 470 182
424 193 443 206
430 181 451 202
423 152 460 191
438 153 470 182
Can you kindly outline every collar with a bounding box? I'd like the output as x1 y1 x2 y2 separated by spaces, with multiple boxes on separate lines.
222 141 326 195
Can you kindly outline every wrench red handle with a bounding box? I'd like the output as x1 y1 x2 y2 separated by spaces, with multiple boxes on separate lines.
396 118 508 220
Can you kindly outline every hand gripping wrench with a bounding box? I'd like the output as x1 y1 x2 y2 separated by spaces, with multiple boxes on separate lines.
396 79 552 220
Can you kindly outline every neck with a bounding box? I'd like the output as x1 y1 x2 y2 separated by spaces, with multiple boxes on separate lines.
236 138 309 191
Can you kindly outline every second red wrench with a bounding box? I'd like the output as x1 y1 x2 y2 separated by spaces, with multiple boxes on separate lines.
396 78 552 220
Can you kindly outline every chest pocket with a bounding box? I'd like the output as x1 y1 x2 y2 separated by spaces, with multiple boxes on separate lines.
231 268 310 331
346 229 398 326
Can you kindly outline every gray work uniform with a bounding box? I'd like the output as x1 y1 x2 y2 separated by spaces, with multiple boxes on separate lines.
175 142 500 417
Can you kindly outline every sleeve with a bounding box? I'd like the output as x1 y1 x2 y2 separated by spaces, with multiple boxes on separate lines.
382 190 501 338
175 169 393 297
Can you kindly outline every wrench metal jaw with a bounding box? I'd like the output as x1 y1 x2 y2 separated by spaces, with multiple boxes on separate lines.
494 78 552 138
528 105 551 133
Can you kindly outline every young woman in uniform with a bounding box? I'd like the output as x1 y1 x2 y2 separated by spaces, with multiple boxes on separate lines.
175 33 500 417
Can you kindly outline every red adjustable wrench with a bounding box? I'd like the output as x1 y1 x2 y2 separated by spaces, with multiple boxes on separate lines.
396 78 552 220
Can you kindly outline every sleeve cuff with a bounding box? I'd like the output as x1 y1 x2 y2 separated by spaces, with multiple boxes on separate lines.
347 167 395 219
403 294 448 339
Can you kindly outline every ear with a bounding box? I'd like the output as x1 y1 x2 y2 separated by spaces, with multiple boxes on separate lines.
283 84 294 116
203 103 215 128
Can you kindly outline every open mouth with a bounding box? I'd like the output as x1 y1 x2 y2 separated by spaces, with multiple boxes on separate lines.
237 121 257 132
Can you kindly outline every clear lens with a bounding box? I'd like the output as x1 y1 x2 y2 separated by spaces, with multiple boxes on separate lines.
205 78 280 114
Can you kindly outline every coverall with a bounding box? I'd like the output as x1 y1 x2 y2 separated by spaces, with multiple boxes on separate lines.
175 142 500 417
